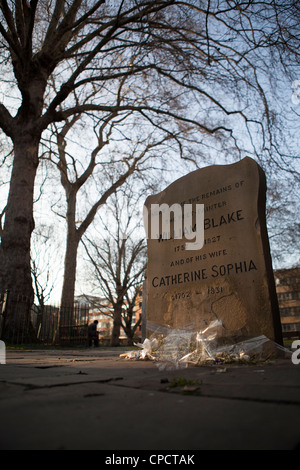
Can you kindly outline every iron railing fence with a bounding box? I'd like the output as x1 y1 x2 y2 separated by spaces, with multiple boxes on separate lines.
0 291 91 346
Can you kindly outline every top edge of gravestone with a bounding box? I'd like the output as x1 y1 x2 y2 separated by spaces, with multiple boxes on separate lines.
144 157 265 207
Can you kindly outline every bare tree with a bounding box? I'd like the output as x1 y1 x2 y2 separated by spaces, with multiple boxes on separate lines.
45 100 174 311
31 224 60 311
0 136 13 239
0 0 184 332
266 177 300 268
0 1 299 339
83 189 146 346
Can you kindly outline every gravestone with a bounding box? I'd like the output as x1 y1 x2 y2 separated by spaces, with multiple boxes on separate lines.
144 157 283 345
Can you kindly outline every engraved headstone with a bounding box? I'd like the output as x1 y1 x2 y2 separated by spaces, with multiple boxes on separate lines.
144 157 282 344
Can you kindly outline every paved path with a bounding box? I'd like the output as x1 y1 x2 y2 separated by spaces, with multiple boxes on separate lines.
0 348 299 450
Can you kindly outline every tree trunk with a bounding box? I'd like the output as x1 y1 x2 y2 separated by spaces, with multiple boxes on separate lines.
111 303 123 347
59 191 79 328
126 331 134 347
0 133 39 341
124 314 135 347
60 232 79 309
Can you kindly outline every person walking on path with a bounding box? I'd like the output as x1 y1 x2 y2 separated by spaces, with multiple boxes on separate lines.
88 320 99 348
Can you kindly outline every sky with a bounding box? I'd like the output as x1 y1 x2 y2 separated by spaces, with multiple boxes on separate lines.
0 3 299 305
0 104 299 306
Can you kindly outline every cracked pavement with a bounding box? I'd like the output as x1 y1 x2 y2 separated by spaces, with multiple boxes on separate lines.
0 349 300 450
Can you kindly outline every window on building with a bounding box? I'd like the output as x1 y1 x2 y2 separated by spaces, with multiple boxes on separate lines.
280 307 300 316
282 323 300 332
278 291 300 301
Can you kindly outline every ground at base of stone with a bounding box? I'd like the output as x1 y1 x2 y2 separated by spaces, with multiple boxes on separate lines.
0 349 299 450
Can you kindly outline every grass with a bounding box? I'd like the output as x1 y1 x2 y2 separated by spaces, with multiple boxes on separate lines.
169 376 200 388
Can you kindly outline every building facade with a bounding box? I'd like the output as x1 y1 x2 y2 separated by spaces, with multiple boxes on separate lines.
275 267 300 338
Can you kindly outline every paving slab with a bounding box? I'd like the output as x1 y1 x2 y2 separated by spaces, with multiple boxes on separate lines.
0 349 299 450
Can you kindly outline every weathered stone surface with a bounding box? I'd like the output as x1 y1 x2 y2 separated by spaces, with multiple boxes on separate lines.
144 157 282 344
